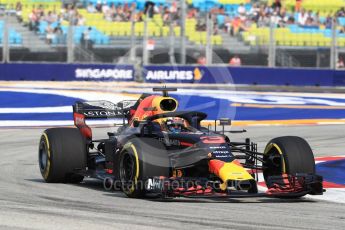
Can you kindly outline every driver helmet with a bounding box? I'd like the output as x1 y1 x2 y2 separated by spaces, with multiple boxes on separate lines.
166 118 184 133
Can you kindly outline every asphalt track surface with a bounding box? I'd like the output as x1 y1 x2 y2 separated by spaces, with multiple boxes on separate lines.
0 125 345 230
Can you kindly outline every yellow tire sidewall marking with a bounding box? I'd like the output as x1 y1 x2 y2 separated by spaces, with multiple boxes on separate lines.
126 143 139 194
42 133 51 179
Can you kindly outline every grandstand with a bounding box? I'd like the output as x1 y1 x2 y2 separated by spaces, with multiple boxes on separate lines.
0 0 344 67
0 20 22 45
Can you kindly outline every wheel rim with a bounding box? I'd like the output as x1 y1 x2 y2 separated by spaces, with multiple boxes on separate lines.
39 141 48 172
263 146 284 180
120 152 136 184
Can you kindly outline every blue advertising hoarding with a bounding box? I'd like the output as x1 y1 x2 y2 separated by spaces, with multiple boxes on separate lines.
0 63 135 81
143 65 345 86
0 63 344 86
143 65 233 84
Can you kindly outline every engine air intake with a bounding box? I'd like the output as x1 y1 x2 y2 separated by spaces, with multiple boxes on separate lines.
160 98 177 112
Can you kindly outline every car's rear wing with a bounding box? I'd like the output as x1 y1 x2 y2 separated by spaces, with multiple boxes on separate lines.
73 101 127 119
73 100 136 139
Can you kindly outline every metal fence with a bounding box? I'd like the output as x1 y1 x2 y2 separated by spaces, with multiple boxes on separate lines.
0 0 344 69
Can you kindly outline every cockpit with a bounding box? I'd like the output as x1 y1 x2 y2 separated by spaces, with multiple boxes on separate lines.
152 117 201 134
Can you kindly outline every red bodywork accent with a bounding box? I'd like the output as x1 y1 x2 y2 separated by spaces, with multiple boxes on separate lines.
200 136 225 144
73 112 92 139
180 141 193 147
174 185 213 195
129 109 136 118
106 169 113 174
130 95 157 123
208 159 225 175
265 174 304 194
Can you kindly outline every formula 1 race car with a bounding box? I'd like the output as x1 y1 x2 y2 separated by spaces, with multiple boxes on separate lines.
38 88 324 199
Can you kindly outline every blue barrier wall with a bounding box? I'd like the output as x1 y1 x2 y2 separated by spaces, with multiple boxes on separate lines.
0 63 134 81
0 63 345 86
143 65 345 86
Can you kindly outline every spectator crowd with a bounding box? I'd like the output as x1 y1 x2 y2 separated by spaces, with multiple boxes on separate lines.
7 0 345 50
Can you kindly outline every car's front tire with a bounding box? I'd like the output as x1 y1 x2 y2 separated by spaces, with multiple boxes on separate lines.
118 138 170 198
263 136 315 197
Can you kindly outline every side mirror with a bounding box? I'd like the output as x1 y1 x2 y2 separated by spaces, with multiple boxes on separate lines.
133 120 140 127
219 118 231 126
218 118 231 135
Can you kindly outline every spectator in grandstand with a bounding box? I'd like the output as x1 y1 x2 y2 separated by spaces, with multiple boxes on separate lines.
229 16 242 35
295 0 302 12
187 7 198 19
285 15 295 25
144 1 155 18
196 18 206 32
81 27 93 49
210 5 224 15
336 7 345 17
297 8 308 26
54 24 65 44
163 7 171 25
197 55 206 65
134 11 144 22
45 23 55 44
0 4 4 16
337 56 345 69
28 9 39 31
123 5 133 22
304 17 313 27
15 2 22 22
75 13 85 26
36 4 44 17
104 7 113 22
340 26 345 34
324 15 333 28
213 20 219 35
87 3 96 14
45 11 57 24
114 5 131 22
95 1 102 13
278 8 291 25
272 0 282 11
303 12 320 28
271 10 282 25
248 3 260 22
162 5 181 26
170 1 178 15
229 55 242 66
224 17 233 34
101 2 110 14
257 11 270 27
311 12 320 26
61 4 77 21
261 3 271 16
237 3 246 17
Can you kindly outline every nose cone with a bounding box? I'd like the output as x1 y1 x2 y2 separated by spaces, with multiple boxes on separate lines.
209 159 254 190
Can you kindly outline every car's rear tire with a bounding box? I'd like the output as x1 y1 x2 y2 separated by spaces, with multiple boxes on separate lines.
38 128 87 183
263 136 315 197
118 138 170 198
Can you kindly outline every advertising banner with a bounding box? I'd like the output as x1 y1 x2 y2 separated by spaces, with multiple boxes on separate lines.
0 63 135 81
143 65 345 86
143 65 233 84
